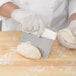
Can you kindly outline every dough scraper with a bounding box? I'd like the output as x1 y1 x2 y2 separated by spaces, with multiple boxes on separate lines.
20 28 57 58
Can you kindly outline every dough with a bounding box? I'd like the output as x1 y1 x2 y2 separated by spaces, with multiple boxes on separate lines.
58 29 76 49
17 42 41 59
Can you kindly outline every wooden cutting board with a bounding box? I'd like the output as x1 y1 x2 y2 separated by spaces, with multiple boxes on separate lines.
0 31 76 76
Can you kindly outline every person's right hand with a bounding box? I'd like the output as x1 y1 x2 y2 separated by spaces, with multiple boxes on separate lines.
11 9 45 37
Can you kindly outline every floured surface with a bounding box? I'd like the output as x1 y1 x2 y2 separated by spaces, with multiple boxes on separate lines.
0 32 76 76
0 66 76 76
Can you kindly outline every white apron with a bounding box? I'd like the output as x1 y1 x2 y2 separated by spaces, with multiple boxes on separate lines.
0 0 68 31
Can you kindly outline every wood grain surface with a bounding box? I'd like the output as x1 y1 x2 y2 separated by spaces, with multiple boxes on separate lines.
0 31 76 76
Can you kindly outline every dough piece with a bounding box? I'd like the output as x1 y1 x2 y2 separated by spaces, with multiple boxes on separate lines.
58 29 76 49
17 42 41 59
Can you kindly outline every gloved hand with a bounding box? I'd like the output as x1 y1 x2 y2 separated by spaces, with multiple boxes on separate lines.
11 9 45 37
68 20 76 36
57 20 76 49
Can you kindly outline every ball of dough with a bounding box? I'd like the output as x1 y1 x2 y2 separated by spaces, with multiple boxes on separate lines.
17 42 41 59
57 29 76 49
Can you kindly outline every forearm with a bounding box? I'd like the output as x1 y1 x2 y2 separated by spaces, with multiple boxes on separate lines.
0 2 19 18
69 13 76 22
69 0 76 22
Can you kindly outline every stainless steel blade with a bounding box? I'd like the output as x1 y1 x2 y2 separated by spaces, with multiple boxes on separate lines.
20 33 53 58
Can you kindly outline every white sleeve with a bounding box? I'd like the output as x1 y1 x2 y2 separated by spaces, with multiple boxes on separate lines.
69 0 76 16
0 0 12 7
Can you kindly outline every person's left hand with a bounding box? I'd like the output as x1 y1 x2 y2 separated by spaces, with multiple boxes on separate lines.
57 20 76 49
68 20 76 36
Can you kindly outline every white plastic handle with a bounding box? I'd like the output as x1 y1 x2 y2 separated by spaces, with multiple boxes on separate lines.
41 28 57 40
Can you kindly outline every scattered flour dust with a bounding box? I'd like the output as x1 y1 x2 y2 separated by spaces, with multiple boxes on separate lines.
0 47 16 65
55 47 73 58
57 49 68 58
18 65 76 76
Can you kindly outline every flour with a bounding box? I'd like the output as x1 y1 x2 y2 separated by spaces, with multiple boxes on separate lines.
0 50 16 65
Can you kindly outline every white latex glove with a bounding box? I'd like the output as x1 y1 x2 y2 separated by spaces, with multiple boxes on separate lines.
68 20 76 36
11 9 45 37
57 20 76 49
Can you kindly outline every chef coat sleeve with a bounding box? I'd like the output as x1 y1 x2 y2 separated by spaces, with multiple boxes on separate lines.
0 0 12 7
69 0 76 16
